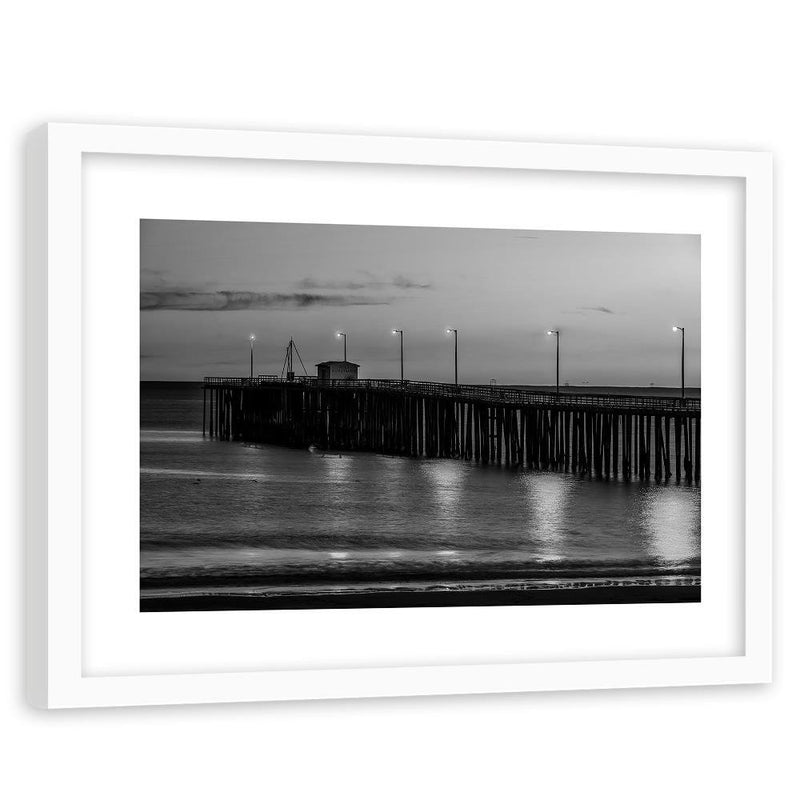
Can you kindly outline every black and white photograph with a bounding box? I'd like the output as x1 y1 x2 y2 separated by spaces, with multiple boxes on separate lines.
8 1 792 794
140 219 701 612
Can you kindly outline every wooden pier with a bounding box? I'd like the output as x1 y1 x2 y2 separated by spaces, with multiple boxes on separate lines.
202 377 701 483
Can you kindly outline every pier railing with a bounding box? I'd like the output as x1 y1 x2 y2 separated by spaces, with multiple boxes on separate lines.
202 375 700 414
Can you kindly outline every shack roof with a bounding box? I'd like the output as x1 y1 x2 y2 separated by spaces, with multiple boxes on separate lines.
315 360 361 368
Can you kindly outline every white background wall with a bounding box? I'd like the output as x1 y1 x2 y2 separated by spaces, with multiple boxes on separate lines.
1 2 795 797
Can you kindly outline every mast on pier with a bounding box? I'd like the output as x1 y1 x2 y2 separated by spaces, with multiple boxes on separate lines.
281 338 308 381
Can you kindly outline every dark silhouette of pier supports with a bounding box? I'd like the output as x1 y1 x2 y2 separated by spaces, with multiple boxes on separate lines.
201 378 700 484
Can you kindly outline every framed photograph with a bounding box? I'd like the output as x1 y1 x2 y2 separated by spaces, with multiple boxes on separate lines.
26 124 772 708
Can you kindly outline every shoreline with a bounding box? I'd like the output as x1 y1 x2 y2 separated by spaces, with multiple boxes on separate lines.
140 584 700 612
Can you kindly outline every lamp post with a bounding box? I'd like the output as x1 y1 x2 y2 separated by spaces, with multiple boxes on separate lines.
446 328 458 385
672 325 685 400
392 329 404 381
547 330 560 397
336 331 347 361
249 334 255 380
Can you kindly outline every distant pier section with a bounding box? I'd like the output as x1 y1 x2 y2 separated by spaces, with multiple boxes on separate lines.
201 376 700 483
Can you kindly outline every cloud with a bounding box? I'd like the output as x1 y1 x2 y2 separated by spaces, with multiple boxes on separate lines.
141 290 392 311
579 306 615 314
296 278 373 291
296 274 431 291
391 275 432 289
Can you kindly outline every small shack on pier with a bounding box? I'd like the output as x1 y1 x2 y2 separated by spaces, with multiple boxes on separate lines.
315 360 360 381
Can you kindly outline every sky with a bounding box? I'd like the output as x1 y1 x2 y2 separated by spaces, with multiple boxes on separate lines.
140 220 700 387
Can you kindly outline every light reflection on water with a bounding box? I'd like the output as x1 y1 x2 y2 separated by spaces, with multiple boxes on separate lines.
419 459 465 521
320 452 356 539
640 486 700 566
522 473 571 560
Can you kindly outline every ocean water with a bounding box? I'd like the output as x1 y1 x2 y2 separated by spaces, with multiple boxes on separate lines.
140 382 700 605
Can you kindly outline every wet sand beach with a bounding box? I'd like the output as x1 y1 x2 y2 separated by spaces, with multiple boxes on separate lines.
141 584 700 612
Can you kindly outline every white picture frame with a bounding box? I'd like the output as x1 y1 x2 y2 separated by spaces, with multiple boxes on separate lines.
26 123 772 708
